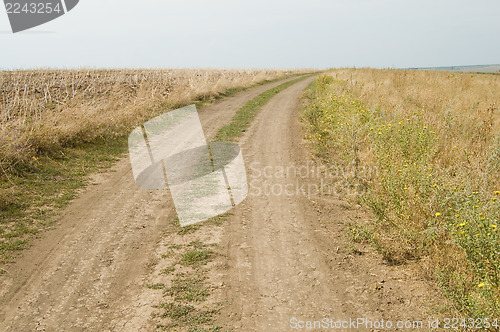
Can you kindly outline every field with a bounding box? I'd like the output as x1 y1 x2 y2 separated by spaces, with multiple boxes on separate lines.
303 69 499 317
0 69 304 261
0 69 301 164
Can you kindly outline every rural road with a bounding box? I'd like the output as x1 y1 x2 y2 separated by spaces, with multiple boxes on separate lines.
216 77 351 329
0 75 432 331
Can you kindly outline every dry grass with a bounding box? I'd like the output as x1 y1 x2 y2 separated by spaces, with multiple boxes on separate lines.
0 69 303 166
304 69 499 318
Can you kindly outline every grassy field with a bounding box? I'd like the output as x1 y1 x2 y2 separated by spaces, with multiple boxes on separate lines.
303 69 499 318
0 69 305 263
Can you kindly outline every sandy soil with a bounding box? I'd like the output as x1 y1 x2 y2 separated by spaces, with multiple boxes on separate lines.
0 76 439 331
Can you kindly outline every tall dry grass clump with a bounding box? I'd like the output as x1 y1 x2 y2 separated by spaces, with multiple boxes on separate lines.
304 69 499 318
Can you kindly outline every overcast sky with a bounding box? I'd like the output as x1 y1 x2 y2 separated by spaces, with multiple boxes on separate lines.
1 0 499 69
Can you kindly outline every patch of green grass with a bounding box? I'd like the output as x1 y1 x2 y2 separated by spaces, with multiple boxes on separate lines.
214 75 311 142
167 275 209 302
158 302 196 321
177 223 201 235
188 326 230 332
345 222 375 256
180 249 214 267
160 250 175 259
205 212 232 227
176 212 232 235
147 283 167 290
160 266 176 275
188 241 206 249
155 302 218 330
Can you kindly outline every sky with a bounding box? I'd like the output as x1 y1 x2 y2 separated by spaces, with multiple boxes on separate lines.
0 0 499 69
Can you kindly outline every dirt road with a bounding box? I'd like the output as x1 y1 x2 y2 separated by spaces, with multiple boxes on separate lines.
0 76 435 331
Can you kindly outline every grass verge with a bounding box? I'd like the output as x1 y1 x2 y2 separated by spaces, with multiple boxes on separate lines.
0 138 125 262
303 72 499 318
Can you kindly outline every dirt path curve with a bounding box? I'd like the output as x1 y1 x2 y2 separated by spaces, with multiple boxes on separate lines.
216 77 433 331
0 76 301 332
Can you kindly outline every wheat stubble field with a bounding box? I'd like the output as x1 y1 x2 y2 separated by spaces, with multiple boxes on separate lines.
0 68 498 330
